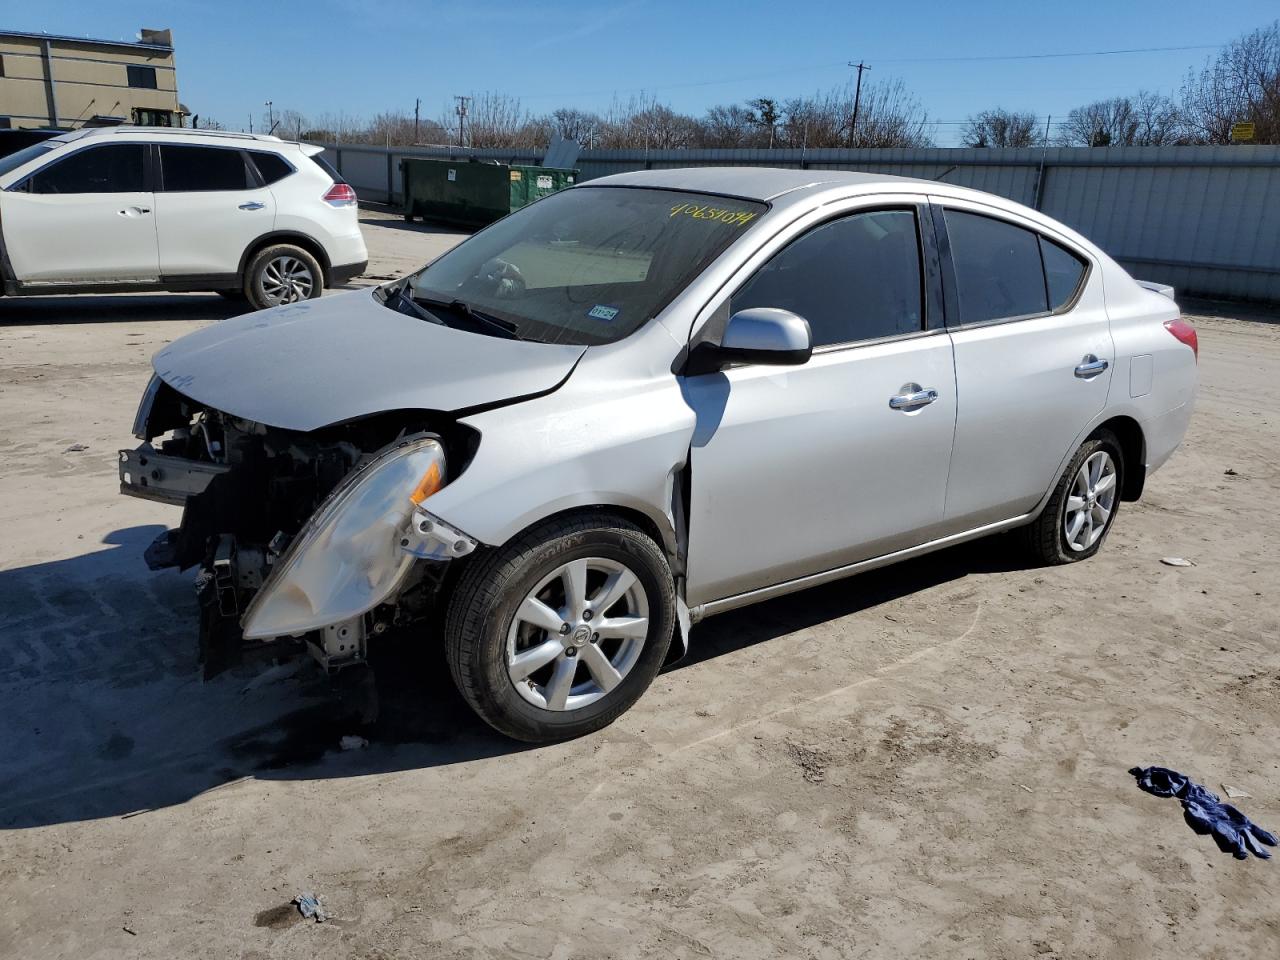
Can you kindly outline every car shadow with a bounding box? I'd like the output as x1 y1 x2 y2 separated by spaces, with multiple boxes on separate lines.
359 214 471 238
0 293 248 326
0 525 1026 829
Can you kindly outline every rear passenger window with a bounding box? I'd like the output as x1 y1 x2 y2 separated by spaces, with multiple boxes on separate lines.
945 210 1048 324
1040 236 1086 309
27 144 146 194
249 151 293 185
160 145 251 191
732 209 924 347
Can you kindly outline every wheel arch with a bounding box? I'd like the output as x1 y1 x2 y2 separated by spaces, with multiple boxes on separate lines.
238 232 333 287
480 500 690 665
1093 414 1146 501
498 501 678 567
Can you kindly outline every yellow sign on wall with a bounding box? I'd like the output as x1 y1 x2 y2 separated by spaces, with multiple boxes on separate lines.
1231 122 1256 142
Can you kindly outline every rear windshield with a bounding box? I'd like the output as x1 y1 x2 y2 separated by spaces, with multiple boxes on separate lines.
405 187 767 345
309 154 345 183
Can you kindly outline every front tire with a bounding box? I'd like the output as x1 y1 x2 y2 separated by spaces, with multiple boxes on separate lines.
243 244 323 311
445 514 675 743
1023 429 1123 565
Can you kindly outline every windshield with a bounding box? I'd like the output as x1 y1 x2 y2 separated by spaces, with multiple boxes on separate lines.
404 186 767 345
0 143 55 179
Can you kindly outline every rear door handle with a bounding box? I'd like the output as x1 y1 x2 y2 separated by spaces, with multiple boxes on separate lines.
239 201 266 211
117 206 151 216
889 387 938 410
1074 355 1109 378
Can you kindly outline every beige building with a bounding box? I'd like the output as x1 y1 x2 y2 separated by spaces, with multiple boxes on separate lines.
0 27 184 130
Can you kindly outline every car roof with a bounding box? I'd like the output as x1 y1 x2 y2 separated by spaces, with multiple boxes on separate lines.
586 166 928 202
46 126 290 147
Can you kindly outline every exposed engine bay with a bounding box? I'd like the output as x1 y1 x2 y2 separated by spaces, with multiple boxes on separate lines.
121 377 480 687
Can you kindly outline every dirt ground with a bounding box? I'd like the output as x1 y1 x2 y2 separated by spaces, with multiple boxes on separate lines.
1 206 1278 959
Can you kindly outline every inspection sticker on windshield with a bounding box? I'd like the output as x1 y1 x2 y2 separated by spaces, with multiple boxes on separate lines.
669 202 758 227
587 304 620 322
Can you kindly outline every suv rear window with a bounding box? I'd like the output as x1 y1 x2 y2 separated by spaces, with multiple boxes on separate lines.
249 150 293 185
160 145 251 192
309 154 345 183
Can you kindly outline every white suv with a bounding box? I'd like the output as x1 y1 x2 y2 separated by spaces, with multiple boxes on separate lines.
0 127 368 310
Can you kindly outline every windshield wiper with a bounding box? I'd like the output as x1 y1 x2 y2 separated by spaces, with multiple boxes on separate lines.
413 295 522 340
384 283 444 325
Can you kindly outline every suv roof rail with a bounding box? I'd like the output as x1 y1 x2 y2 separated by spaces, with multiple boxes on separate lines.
61 126 287 144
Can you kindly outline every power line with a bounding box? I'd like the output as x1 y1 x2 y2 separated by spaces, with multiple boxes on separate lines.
878 43 1221 65
513 41 1224 101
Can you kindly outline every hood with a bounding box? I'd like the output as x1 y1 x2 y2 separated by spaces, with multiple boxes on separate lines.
152 288 586 431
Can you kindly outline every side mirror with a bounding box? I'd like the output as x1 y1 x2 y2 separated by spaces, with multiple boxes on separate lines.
688 308 812 374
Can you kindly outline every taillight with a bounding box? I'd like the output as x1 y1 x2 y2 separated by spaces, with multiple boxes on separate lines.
1163 317 1198 362
322 182 357 206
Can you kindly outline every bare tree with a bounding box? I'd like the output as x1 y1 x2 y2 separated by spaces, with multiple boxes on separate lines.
1181 20 1280 143
1060 92 1184 146
697 103 760 147
441 92 544 149
305 111 363 143
365 111 447 146
545 108 603 146
962 108 1040 147
276 109 308 141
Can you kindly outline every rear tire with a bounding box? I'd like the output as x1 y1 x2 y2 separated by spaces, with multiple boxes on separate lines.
1023 429 1124 565
444 514 675 743
243 244 323 311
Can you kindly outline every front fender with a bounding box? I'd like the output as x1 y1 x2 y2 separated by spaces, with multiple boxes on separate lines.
425 373 695 557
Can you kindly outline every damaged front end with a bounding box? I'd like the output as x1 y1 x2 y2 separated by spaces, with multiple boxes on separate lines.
122 375 479 681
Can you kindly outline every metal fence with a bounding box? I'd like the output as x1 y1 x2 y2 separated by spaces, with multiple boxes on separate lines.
319 143 1280 302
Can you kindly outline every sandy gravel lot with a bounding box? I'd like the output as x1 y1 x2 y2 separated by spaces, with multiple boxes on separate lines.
1 207 1278 959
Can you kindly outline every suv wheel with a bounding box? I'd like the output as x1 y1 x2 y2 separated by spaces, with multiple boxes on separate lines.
244 244 323 310
445 514 676 742
1024 429 1123 565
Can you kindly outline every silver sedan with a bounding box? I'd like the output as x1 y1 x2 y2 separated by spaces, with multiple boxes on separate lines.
122 167 1198 742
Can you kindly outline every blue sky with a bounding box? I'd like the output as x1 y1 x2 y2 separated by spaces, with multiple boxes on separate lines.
16 1 1280 144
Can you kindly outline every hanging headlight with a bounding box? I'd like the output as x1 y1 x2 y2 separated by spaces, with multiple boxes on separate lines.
241 436 465 639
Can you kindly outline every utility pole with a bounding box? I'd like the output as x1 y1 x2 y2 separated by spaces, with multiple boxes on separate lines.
265 100 273 133
414 97 421 144
847 61 869 147
454 95 471 148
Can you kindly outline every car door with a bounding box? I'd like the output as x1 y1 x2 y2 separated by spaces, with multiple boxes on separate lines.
153 144 275 278
1 142 158 283
935 199 1113 529
683 203 958 608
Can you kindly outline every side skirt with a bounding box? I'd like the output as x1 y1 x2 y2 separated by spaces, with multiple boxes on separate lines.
688 512 1034 623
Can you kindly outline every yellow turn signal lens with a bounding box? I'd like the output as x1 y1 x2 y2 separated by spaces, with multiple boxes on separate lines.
409 462 443 505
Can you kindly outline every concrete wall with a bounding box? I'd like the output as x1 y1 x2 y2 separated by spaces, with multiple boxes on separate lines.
318 143 1280 302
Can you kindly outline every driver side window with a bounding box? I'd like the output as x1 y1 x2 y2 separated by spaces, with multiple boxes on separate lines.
731 208 925 348
26 144 147 195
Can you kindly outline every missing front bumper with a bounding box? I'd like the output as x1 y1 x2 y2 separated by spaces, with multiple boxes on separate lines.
119 443 230 506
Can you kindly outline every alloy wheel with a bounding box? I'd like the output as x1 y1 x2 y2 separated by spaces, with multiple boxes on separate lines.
261 255 315 304
1063 450 1117 552
506 557 649 711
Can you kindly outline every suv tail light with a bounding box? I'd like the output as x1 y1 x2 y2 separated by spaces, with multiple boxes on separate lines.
322 182 357 206
1163 317 1198 362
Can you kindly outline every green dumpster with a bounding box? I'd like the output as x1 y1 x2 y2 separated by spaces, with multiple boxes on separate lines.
401 158 578 228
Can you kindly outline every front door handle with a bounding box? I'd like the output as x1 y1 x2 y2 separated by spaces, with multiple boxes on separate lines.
239 201 266 211
889 387 939 411
1074 355 1109 379
117 206 151 216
